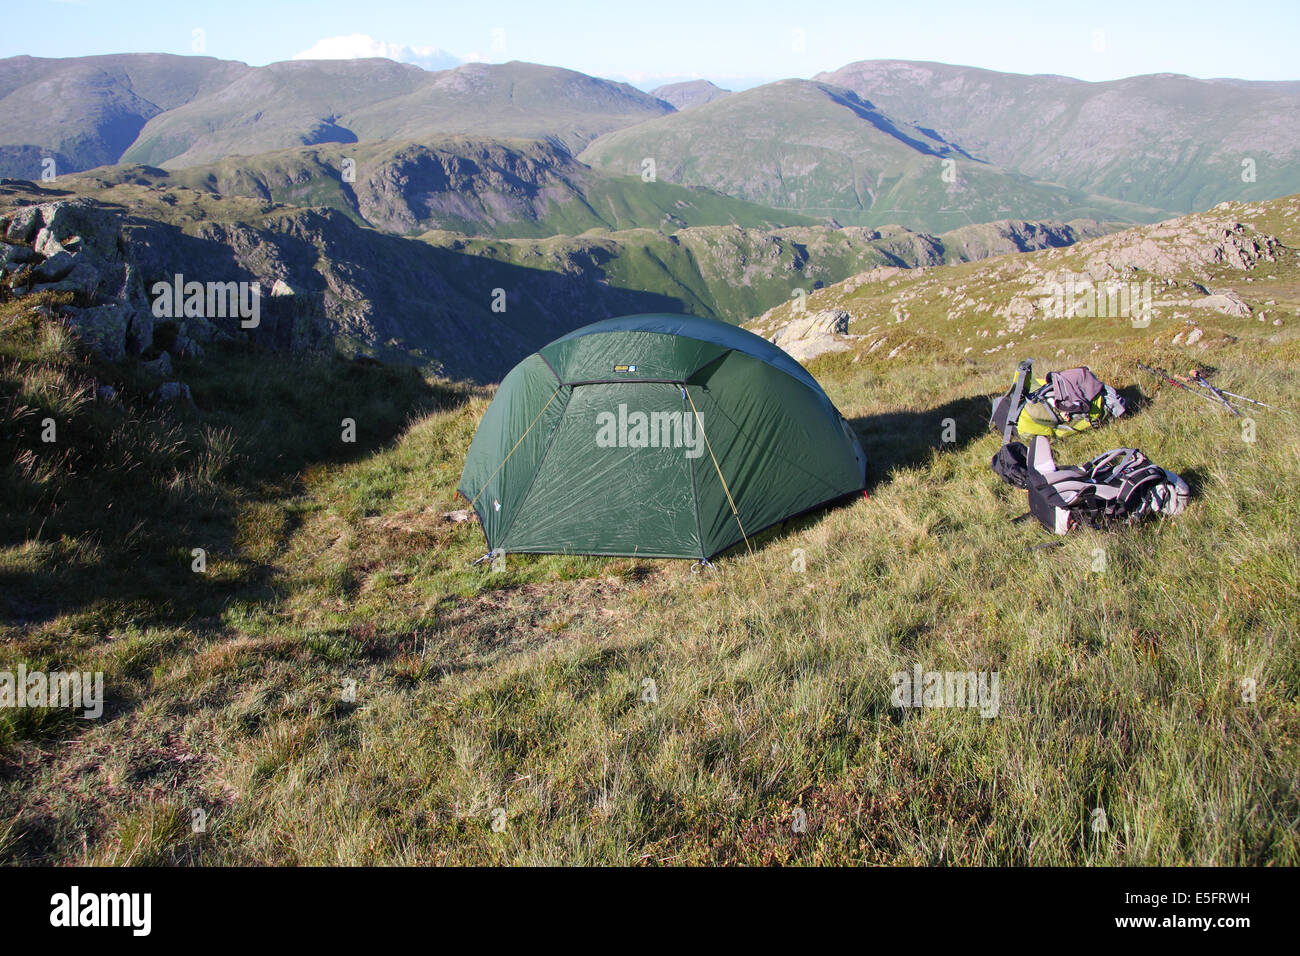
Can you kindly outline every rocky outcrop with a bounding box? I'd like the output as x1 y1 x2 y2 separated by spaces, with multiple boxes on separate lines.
120 215 332 354
1 193 333 364
351 140 589 235
1082 218 1281 281
768 308 862 362
1191 289 1252 318
1 198 153 360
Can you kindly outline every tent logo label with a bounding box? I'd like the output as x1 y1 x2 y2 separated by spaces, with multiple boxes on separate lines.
595 403 705 458
613 364 638 373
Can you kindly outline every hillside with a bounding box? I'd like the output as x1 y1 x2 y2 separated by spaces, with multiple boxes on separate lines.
0 54 252 175
2 194 1297 865
579 79 1169 232
422 218 1117 331
0 178 1114 380
814 60 1300 212
4 54 1297 236
71 140 818 238
747 197 1295 361
0 56 673 178
650 80 731 110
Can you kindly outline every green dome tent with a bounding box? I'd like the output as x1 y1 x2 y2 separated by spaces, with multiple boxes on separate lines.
457 313 867 561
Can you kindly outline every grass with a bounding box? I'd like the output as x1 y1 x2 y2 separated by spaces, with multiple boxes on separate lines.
1 203 1299 865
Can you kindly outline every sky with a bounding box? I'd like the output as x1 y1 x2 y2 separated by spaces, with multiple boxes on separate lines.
13 0 1300 88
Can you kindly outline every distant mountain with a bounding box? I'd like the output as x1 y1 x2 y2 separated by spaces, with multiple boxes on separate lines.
125 59 674 167
814 60 1300 212
580 79 1165 233
651 80 730 110
3 53 1297 235
0 56 674 176
71 138 818 237
0 54 250 174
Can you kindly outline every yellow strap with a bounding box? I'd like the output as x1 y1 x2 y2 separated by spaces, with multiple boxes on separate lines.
468 386 563 510
684 386 754 559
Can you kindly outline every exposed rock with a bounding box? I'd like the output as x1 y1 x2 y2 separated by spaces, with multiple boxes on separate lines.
4 206 40 243
1083 218 1280 281
1172 326 1205 347
257 280 329 352
1 199 154 358
1192 290 1251 318
142 351 173 377
1 242 36 266
95 385 117 402
58 302 138 362
769 308 861 362
32 250 75 283
153 382 193 404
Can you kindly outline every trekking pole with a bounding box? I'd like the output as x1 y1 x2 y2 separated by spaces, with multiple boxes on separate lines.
1137 363 1237 415
1182 369 1241 417
1190 371 1289 413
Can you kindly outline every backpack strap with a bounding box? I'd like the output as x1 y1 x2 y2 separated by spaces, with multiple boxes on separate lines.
1026 381 1063 426
1084 448 1138 482
1000 359 1036 443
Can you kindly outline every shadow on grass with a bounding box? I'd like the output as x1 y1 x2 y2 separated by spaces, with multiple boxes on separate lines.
0 344 471 631
716 393 995 560
851 393 992 491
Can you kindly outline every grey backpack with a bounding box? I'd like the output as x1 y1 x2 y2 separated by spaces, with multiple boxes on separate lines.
1025 437 1190 534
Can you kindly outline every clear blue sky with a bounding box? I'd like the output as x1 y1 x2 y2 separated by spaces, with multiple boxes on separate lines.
14 0 1300 87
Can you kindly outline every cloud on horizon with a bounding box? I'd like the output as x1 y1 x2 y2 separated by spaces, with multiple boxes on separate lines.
292 34 461 71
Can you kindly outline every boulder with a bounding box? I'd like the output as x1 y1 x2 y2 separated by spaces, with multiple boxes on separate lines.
1 199 154 359
58 302 135 362
1193 290 1251 318
4 206 41 243
1 242 36 266
32 250 75 283
153 382 194 404
770 308 860 362
30 255 104 297
142 351 173 377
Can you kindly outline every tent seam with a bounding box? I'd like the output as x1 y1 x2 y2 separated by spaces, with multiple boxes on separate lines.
496 386 571 547
685 386 707 560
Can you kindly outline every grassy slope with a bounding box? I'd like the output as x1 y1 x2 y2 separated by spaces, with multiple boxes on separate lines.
579 80 1171 233
2 200 1298 865
814 61 1300 214
72 146 820 239
420 219 1120 327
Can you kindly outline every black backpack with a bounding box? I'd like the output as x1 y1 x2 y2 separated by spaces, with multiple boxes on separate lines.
991 441 1031 489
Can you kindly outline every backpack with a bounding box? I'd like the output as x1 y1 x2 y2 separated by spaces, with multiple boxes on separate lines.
1025 436 1190 534
991 441 1031 489
990 359 1126 441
